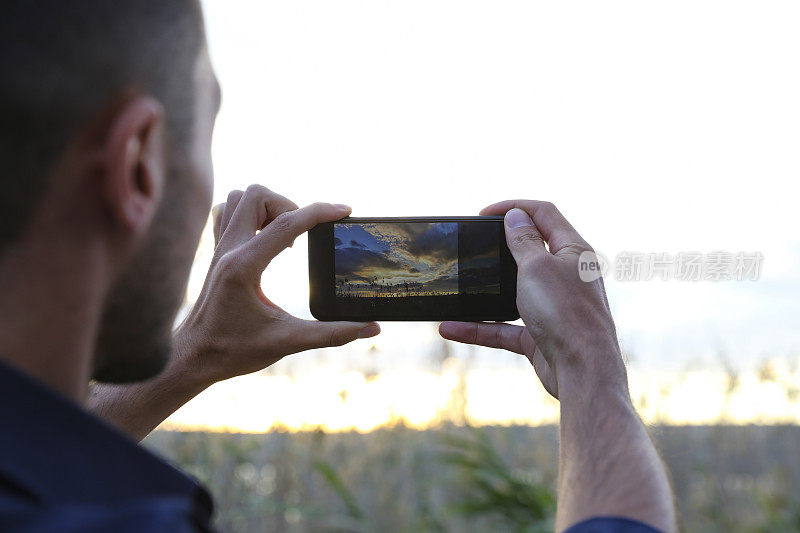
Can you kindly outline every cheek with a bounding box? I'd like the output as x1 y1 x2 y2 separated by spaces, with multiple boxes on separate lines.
197 161 214 213
195 171 214 237
193 124 215 212
187 135 215 217
177 156 213 247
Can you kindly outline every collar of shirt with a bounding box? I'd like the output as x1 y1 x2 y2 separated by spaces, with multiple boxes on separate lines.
0 358 212 521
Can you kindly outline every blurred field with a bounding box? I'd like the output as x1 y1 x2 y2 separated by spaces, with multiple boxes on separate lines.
146 424 800 532
157 354 800 433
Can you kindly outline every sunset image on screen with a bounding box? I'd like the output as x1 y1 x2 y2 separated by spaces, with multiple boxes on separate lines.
335 222 458 297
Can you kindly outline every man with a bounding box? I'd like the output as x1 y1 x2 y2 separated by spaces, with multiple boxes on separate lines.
0 1 675 531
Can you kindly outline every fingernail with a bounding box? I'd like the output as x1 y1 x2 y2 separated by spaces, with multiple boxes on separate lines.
358 324 380 338
334 204 351 212
505 208 533 228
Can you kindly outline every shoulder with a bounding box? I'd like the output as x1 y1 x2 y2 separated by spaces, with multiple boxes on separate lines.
0 496 214 533
564 517 664 533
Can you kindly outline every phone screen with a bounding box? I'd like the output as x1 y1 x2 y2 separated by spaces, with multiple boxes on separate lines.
333 221 501 299
308 217 517 321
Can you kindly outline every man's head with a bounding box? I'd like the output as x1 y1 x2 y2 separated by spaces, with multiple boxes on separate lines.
0 1 220 383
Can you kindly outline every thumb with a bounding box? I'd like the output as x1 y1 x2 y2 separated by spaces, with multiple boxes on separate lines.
292 320 381 351
504 208 546 266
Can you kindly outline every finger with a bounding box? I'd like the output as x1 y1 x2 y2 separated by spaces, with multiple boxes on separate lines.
439 321 528 356
225 184 299 246
219 189 244 244
480 199 590 256
503 208 547 267
212 203 225 245
290 319 380 351
245 202 351 269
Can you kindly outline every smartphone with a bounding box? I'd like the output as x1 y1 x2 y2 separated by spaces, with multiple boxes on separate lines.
308 217 519 321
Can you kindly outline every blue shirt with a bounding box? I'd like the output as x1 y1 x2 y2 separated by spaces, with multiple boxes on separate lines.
565 517 663 532
0 360 214 532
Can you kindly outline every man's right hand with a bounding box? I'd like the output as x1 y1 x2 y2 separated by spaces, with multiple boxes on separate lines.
175 185 380 387
439 200 627 400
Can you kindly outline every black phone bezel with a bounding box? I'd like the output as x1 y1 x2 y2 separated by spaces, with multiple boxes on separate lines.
308 216 519 322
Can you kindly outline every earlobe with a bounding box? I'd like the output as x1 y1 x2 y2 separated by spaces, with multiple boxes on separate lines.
102 96 166 239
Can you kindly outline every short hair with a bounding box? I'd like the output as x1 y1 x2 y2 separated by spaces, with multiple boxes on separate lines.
0 0 205 252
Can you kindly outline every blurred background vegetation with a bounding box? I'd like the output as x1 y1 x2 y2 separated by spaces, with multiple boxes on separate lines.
146 424 800 532
146 346 800 533
147 335 800 531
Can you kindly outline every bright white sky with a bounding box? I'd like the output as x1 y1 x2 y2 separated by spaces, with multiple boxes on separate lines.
193 0 800 372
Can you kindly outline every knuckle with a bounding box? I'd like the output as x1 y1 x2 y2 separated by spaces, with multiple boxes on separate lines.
212 204 225 222
563 241 593 256
270 211 295 232
517 260 536 277
493 326 504 348
517 251 547 273
227 189 244 203
213 252 243 281
245 183 268 196
512 231 543 248
327 327 349 347
538 200 558 214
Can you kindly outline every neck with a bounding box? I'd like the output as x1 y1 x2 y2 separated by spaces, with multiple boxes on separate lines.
0 235 108 402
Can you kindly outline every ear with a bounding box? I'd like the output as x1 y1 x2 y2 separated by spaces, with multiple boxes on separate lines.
102 96 166 241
